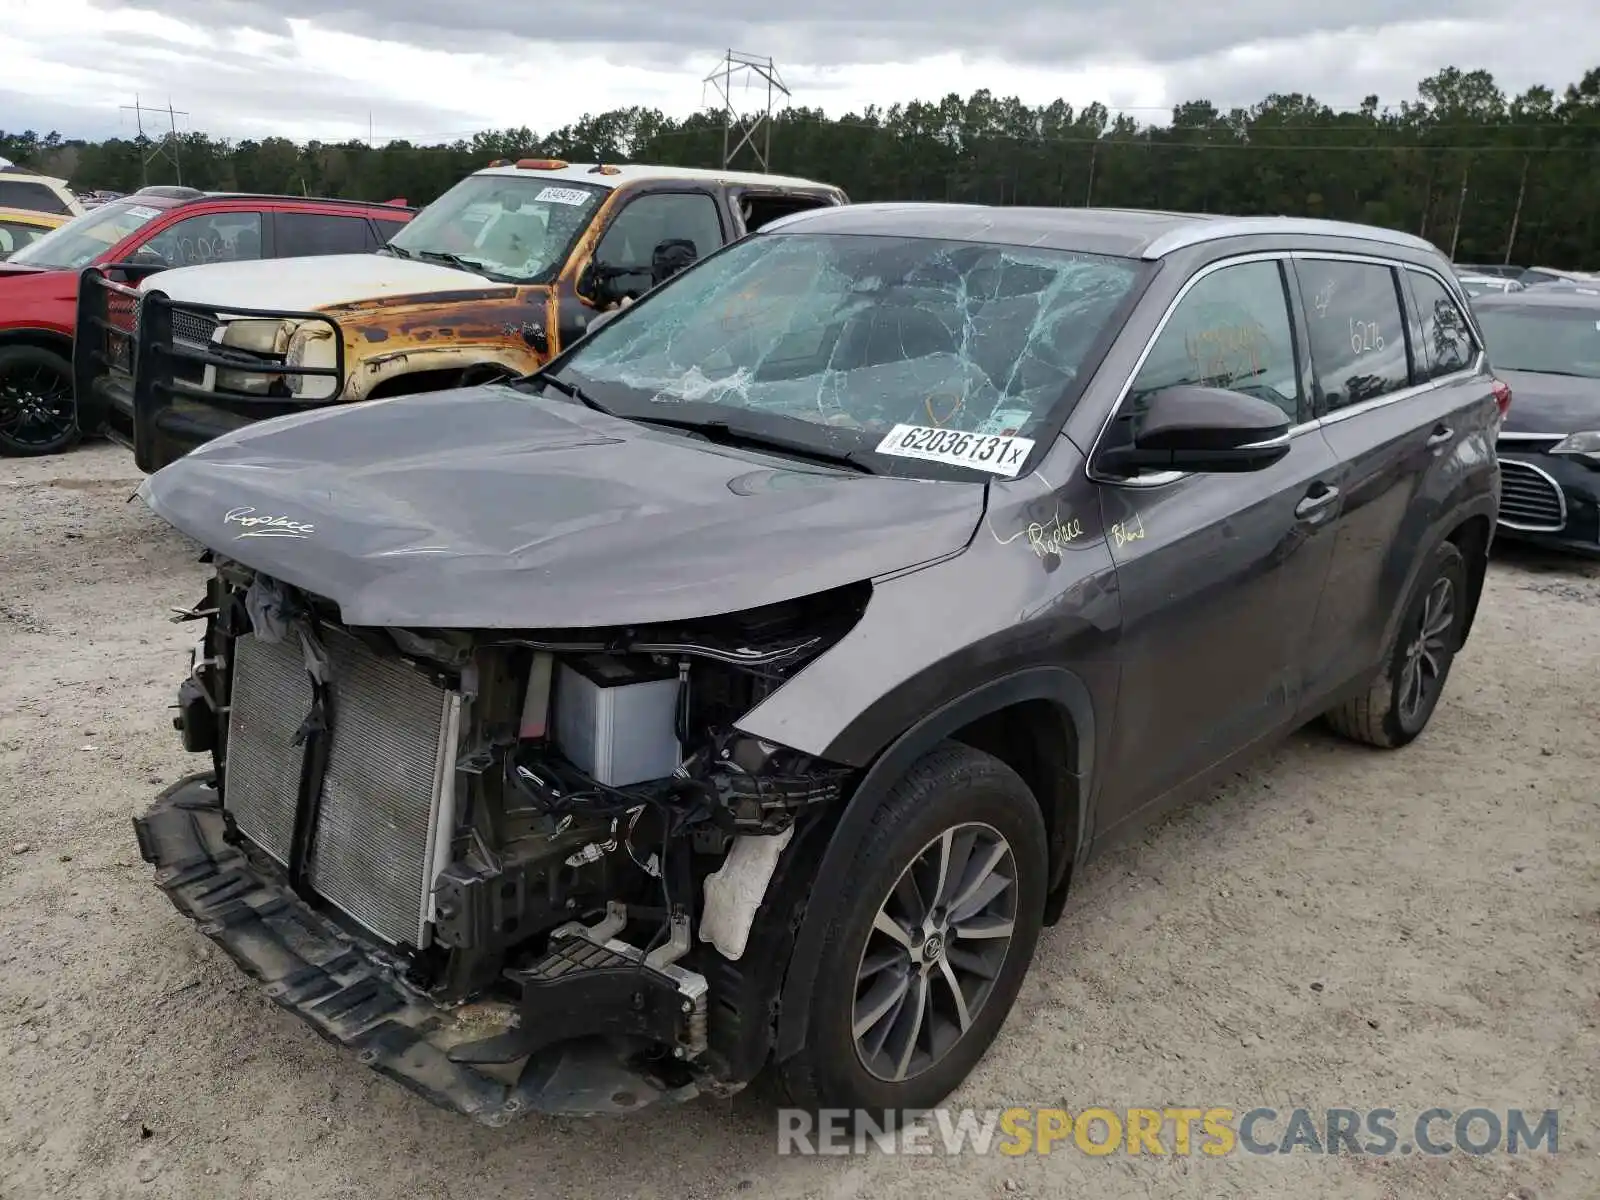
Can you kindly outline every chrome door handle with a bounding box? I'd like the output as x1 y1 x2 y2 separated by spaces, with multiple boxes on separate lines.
1295 486 1340 519
1426 426 1453 448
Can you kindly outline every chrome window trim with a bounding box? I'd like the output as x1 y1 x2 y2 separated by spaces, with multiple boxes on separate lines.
1496 458 1568 533
1086 249 1488 490
1141 218 1439 261
1496 431 1565 443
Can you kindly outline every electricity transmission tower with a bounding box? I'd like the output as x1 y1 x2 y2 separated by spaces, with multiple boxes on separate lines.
120 96 188 187
703 50 790 171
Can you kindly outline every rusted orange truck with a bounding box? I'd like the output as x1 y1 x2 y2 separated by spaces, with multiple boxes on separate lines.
76 160 846 472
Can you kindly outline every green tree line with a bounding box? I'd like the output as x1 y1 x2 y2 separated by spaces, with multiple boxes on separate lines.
6 65 1600 267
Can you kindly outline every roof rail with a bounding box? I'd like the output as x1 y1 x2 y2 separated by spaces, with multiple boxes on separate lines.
1142 216 1440 260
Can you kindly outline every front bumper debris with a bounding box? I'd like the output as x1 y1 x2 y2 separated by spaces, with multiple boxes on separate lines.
133 773 701 1125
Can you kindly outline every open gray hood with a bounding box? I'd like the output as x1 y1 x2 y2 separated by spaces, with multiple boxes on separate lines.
136 386 987 629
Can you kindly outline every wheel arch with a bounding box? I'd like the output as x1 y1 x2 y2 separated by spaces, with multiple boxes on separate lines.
355 348 531 402
1376 495 1497 666
1446 512 1492 647
0 327 73 359
773 666 1095 1064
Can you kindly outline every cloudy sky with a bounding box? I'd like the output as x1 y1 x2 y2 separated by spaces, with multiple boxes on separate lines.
2 0 1594 145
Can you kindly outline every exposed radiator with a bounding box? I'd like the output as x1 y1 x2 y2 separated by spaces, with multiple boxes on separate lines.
222 627 461 947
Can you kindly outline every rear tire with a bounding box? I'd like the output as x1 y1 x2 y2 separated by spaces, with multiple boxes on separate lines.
0 345 80 457
1323 539 1468 748
777 742 1047 1121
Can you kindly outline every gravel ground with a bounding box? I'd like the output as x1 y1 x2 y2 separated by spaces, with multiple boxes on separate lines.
2 442 1597 1200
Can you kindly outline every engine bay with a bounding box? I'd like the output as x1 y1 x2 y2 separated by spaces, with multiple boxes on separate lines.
172 554 867 1094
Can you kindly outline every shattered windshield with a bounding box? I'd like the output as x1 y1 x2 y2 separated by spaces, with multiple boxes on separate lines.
556 232 1144 477
6 196 172 270
385 173 605 283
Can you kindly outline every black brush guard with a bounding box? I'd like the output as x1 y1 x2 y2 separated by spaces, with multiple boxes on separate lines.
75 268 345 473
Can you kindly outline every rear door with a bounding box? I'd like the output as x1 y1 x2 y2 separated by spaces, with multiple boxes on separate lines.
270 208 380 259
1092 254 1343 830
1292 254 1493 710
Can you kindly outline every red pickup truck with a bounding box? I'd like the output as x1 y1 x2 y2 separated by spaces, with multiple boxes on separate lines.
0 186 413 456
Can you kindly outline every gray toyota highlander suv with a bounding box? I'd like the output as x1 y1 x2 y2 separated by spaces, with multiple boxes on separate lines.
131 203 1502 1125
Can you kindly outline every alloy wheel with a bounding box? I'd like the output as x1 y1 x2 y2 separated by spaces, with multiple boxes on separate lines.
852 822 1018 1083
0 362 75 451
1399 576 1455 723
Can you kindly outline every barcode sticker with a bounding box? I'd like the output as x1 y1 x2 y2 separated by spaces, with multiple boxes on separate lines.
535 187 592 207
875 423 1035 476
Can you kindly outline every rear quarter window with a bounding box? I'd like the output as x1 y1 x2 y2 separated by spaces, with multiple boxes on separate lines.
1406 269 1478 379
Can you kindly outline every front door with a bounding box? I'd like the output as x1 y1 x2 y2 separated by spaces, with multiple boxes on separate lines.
1091 256 1344 833
554 188 727 350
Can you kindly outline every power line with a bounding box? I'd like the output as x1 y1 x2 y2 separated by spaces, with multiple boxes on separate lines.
120 96 188 186
702 49 791 170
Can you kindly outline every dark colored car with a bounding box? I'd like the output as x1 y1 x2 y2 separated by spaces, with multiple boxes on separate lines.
1454 263 1526 281
1458 274 1525 299
0 187 414 457
130 205 1501 1125
1473 288 1600 554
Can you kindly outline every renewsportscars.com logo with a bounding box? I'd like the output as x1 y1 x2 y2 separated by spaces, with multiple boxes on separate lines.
777 1107 1561 1157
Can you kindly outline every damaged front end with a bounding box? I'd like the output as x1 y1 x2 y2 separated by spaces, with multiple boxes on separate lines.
138 560 867 1123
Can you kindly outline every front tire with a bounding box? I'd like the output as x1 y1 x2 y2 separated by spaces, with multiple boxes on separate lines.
778 742 1047 1119
0 345 80 457
1323 539 1468 748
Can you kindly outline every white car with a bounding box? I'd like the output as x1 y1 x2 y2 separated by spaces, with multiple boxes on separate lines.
0 166 85 218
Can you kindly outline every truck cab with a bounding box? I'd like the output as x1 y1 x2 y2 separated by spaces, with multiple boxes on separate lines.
76 161 848 473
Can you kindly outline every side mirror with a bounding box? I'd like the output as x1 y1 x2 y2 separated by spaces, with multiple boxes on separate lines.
650 238 698 286
1098 386 1292 475
578 258 630 308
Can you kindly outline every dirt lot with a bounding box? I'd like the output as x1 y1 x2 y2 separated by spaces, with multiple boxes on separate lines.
2 442 1597 1200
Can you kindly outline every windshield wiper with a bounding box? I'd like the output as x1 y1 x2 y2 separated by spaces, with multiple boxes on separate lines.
628 416 877 474
378 243 411 259
415 249 512 280
530 371 614 415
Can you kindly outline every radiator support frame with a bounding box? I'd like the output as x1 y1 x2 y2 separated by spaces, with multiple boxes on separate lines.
220 625 465 949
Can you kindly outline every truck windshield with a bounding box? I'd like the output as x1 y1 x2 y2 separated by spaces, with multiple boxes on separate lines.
6 196 172 270
385 174 606 283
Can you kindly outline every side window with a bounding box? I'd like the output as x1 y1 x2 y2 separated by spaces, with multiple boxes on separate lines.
138 211 263 268
275 212 372 258
1406 269 1478 379
0 180 71 214
594 192 723 294
372 217 410 245
1117 259 1303 445
1294 260 1410 412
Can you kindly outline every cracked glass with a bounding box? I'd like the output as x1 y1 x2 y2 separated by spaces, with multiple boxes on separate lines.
386 174 605 283
556 232 1142 473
